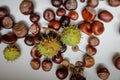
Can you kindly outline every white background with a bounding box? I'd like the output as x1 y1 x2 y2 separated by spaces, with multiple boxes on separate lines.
0 0 120 80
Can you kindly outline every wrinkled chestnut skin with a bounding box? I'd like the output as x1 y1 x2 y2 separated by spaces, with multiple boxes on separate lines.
91 20 104 35
98 10 113 22
64 0 78 11
12 22 28 38
97 67 110 80
88 36 100 47
68 10 79 20
82 6 96 22
78 21 92 36
59 15 70 27
43 9 55 22
86 45 97 56
51 0 62 7
0 7 9 19
20 0 34 15
29 23 40 35
114 56 120 70
48 20 61 30
56 8 66 16
108 0 120 7
1 33 17 44
2 16 14 29
87 0 99 8
30 13 40 23
56 67 68 79
52 53 63 64
30 59 40 70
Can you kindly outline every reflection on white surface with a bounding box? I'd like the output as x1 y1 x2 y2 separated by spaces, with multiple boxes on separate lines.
0 0 120 80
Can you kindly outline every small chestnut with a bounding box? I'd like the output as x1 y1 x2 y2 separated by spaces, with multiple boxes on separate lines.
87 0 99 8
86 45 97 56
108 0 120 7
30 59 40 70
24 34 34 46
29 23 40 35
114 56 120 70
59 15 70 27
48 20 61 30
56 8 66 16
51 0 62 7
88 36 100 47
0 7 9 19
52 53 63 64
30 13 40 23
68 10 79 20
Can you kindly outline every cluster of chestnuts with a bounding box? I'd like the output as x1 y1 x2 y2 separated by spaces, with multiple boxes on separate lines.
0 0 120 80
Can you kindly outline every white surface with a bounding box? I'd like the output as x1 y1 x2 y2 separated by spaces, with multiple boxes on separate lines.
0 0 120 80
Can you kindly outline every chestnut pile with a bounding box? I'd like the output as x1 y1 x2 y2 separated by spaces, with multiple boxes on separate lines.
0 0 120 80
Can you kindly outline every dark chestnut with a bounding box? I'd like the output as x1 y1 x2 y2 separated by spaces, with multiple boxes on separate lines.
114 56 120 70
68 10 79 20
2 16 14 29
24 34 34 46
56 67 68 79
0 7 9 19
20 0 34 15
59 15 70 27
30 46 42 59
86 45 97 56
12 22 28 38
30 13 40 23
30 59 40 70
59 43 67 53
70 73 86 80
108 0 120 7
32 34 42 44
52 53 63 64
64 0 78 11
43 9 55 22
51 0 62 7
1 33 17 44
48 20 61 30
29 23 40 35
87 0 99 8
42 59 53 72
88 36 100 47
56 8 66 16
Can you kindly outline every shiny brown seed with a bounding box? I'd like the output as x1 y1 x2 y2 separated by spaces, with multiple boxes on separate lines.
29 23 40 35
0 7 9 19
24 34 34 46
108 0 120 7
30 59 40 70
48 20 61 30
87 0 99 8
51 0 62 7
30 13 40 23
56 8 66 16
86 45 97 56
68 10 79 20
52 53 63 64
114 56 120 70
88 36 100 47
61 59 70 68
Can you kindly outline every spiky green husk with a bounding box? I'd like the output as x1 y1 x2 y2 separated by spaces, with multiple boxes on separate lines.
61 25 81 46
4 45 21 61
37 36 60 57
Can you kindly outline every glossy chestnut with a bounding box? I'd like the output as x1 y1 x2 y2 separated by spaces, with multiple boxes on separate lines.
88 36 100 47
86 45 97 56
30 13 40 23
51 0 62 7
52 53 63 64
29 23 40 35
59 15 70 27
68 10 79 20
48 20 61 30
30 59 40 70
114 56 120 70
56 8 66 16
108 0 120 7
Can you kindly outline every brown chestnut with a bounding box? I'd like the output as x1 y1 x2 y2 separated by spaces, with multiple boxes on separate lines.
52 53 63 64
12 22 28 38
98 10 113 22
48 20 61 30
59 15 70 27
87 0 99 8
56 8 66 16
51 0 62 7
68 10 79 20
114 56 120 70
29 23 40 35
88 36 100 47
20 0 34 15
59 43 67 53
97 67 110 80
24 34 34 46
108 0 120 7
82 6 96 22
0 7 9 19
86 45 97 56
61 59 70 68
91 20 104 35
30 13 40 23
30 59 40 70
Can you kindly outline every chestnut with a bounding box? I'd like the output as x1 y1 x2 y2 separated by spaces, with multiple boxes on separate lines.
42 59 53 72
80 0 85 3
83 54 95 68
64 0 78 11
24 34 34 46
87 0 99 8
114 56 120 70
56 67 68 79
97 67 110 80
82 6 96 22
98 10 113 22
1 32 17 44
0 7 9 19
30 59 40 70
70 73 86 80
61 59 70 68
56 8 66 16
51 0 62 7
48 20 61 30
52 53 63 64
29 23 40 35
20 0 34 15
59 15 70 27
43 9 55 22
12 22 28 38
59 43 67 53
30 46 42 59
78 21 92 36
68 10 79 20
86 45 97 56
108 0 120 7
91 20 104 35
30 13 40 23
32 34 42 44
88 36 100 47
2 16 14 29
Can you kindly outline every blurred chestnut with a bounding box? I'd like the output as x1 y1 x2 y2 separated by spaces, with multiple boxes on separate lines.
59 15 70 27
59 43 67 53
108 0 120 7
88 36 100 47
64 0 78 11
30 46 42 59
87 0 99 8
48 20 61 30
98 10 113 22
78 21 92 36
29 23 40 35
61 59 70 68
24 34 34 46
56 67 68 79
83 55 95 68
86 45 97 56
91 20 104 35
114 56 120 70
51 0 62 7
42 59 53 72
97 67 110 80
68 10 79 20
30 59 40 70
0 7 9 19
52 53 63 64
82 6 96 22
56 8 66 16
30 13 40 23
70 73 86 80
32 34 42 44
80 0 85 3
20 0 34 15
12 22 28 38
2 16 14 29
43 9 55 22
1 33 17 44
